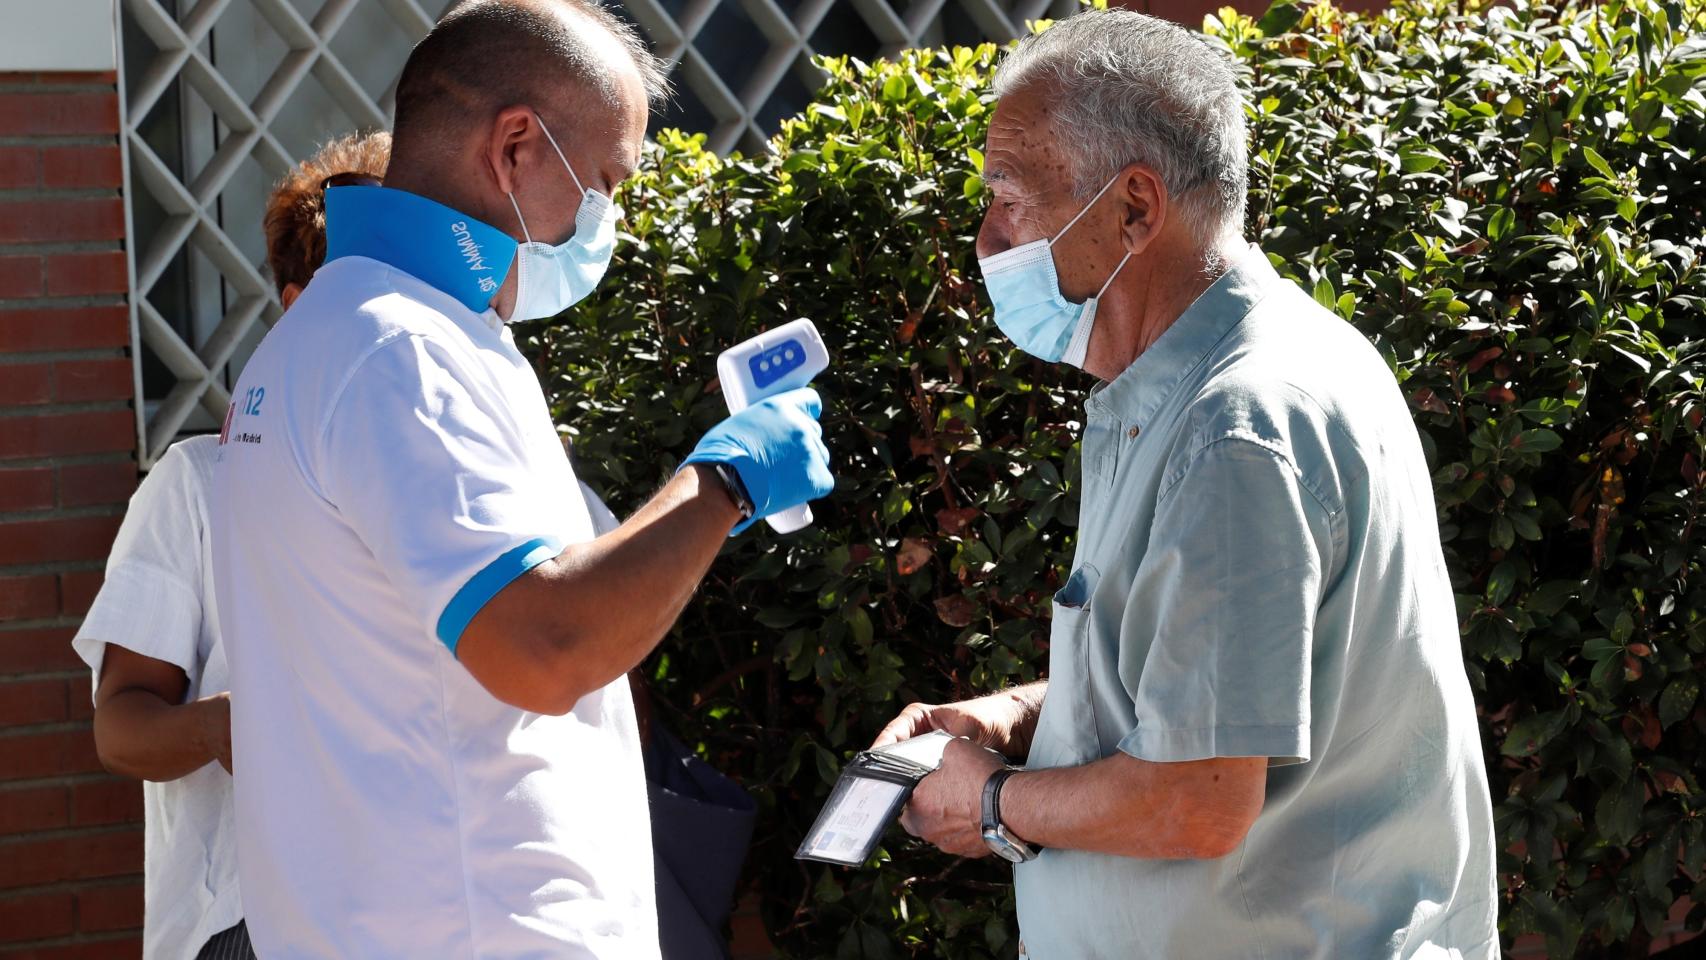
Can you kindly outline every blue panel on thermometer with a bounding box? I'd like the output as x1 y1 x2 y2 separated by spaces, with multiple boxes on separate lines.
748 338 806 392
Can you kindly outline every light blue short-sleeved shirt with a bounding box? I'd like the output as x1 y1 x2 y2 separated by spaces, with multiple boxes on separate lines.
1013 248 1499 960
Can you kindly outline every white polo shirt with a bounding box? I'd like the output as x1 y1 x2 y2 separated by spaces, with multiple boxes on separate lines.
73 435 242 960
212 254 658 959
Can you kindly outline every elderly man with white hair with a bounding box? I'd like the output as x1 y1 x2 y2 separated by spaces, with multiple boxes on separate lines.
873 9 1500 959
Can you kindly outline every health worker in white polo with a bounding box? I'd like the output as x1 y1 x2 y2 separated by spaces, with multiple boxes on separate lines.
210 2 833 957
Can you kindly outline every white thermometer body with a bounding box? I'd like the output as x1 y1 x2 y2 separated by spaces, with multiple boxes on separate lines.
716 318 830 533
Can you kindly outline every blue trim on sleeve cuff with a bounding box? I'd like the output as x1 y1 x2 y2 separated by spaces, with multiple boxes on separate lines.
436 536 564 653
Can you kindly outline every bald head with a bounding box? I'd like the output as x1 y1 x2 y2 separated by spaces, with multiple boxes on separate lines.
393 0 668 154
381 0 670 318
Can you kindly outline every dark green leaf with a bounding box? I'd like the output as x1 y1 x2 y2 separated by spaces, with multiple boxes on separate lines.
1660 675 1700 729
1595 777 1644 845
1514 429 1563 453
1582 638 1624 661
1503 710 1565 757
836 923 893 960
1256 0 1306 36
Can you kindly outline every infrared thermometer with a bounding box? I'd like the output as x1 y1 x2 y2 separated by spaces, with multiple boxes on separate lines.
717 318 830 534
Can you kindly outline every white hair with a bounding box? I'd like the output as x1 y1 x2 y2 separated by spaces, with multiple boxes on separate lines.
993 9 1249 245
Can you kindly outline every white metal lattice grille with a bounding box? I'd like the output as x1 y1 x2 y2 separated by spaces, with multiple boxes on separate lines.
122 0 447 466
627 0 1074 154
121 0 1069 467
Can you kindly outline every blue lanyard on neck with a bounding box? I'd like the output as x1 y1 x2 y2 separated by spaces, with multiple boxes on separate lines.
323 186 518 313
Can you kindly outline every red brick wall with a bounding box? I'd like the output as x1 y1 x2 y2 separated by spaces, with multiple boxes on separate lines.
0 70 143 958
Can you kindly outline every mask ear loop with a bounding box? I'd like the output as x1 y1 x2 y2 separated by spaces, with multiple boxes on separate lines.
1096 252 1132 299
1057 169 1132 305
1049 170 1127 245
1063 251 1131 369
506 192 534 245
532 113 587 196
505 111 585 245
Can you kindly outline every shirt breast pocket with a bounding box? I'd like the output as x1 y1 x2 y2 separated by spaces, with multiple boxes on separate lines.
1031 564 1105 767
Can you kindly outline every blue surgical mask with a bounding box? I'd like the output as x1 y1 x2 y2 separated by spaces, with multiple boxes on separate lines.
506 114 621 322
978 173 1130 368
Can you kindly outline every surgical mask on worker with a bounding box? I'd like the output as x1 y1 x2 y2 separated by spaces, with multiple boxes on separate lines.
977 172 1130 368
506 114 620 322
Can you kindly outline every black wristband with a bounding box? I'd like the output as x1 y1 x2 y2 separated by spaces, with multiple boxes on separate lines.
981 767 1042 857
982 767 1018 833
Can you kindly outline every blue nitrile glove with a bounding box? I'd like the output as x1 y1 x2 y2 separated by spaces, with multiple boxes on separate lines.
682 387 833 535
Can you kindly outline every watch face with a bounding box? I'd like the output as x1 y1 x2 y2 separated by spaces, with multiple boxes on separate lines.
982 828 1028 864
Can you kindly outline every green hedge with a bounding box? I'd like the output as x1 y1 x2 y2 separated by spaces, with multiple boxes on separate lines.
518 0 1706 955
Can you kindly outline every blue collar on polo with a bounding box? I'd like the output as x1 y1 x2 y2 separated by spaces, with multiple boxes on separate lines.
323 185 517 314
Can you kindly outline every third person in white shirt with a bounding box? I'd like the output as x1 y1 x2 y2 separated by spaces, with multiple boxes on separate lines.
72 130 390 960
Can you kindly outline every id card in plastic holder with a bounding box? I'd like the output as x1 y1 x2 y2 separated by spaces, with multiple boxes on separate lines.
794 762 917 866
796 731 960 866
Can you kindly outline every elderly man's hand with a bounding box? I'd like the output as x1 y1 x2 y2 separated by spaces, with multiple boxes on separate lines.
899 738 1007 858
872 684 1043 757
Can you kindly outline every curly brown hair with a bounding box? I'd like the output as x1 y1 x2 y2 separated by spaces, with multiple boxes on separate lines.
263 130 392 297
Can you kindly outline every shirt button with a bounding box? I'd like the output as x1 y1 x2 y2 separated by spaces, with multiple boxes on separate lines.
1128 425 1141 439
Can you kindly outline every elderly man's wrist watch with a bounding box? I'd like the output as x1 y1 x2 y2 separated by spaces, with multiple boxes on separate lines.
981 768 1041 863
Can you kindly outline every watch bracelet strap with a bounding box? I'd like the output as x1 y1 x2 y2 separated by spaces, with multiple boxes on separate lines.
711 463 754 519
